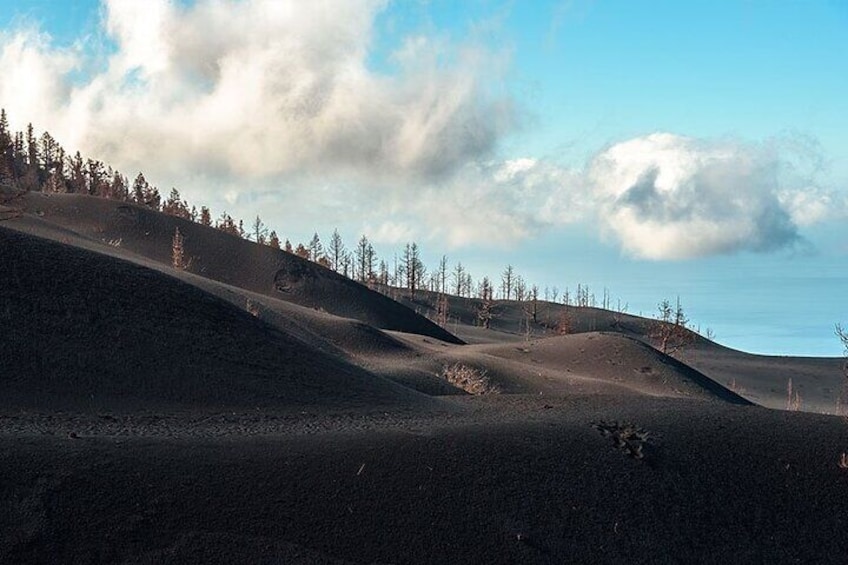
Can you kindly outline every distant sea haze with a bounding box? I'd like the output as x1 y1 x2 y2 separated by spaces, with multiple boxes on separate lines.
627 258 848 357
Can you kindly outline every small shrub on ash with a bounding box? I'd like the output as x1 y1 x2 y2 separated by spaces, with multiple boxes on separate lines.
440 363 500 395
592 420 653 460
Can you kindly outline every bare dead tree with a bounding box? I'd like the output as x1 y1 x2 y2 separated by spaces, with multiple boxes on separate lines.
514 275 526 302
835 324 848 416
649 297 694 355
501 265 514 300
251 215 268 244
529 284 539 323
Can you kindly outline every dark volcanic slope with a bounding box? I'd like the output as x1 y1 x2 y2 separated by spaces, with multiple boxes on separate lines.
480 332 752 404
17 192 462 344
402 289 846 414
0 227 429 411
2 396 847 564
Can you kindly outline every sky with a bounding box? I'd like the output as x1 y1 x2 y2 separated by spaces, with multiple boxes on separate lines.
1 0 847 356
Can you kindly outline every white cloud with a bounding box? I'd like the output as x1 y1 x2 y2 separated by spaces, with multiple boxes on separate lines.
403 158 584 248
368 220 417 245
0 0 513 184
586 133 836 260
0 3 840 259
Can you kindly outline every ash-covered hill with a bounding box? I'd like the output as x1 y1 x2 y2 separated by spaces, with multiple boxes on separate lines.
16 192 462 345
0 226 431 411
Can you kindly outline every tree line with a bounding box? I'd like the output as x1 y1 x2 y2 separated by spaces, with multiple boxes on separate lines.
2 108 704 344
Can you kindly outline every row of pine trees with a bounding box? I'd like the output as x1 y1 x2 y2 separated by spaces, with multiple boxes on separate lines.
2 108 618 313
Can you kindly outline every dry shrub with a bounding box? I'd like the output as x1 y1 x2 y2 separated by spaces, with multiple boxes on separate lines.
593 421 652 460
440 363 500 395
246 299 261 318
172 227 186 270
839 453 848 470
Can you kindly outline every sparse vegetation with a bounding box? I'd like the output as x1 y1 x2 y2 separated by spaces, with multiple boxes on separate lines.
171 227 186 270
246 299 261 318
650 297 694 355
726 378 746 396
1 106 726 341
477 277 495 329
786 378 802 412
592 421 652 460
439 363 500 395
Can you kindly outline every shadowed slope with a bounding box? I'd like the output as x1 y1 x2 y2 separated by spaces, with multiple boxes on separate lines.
0 227 430 411
17 193 462 344
2 397 847 564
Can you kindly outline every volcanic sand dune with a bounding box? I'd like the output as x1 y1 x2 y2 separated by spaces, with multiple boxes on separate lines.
3 195 848 563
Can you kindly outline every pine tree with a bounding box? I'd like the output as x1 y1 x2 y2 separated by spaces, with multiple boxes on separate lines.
215 212 239 236
378 259 389 286
20 123 40 191
477 276 494 329
328 229 345 272
649 297 693 355
308 232 323 262
12 131 24 181
453 262 465 296
0 109 14 187
403 242 424 298
85 159 106 196
355 235 374 282
67 152 86 194
39 131 59 173
132 172 148 204
251 216 268 244
44 147 67 193
199 206 212 226
172 227 186 270
162 188 191 219
268 230 281 249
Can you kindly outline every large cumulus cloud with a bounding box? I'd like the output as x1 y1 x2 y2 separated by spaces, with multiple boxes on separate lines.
587 133 838 260
0 0 514 182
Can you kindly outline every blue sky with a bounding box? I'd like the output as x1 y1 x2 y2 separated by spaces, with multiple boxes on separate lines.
1 0 847 355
